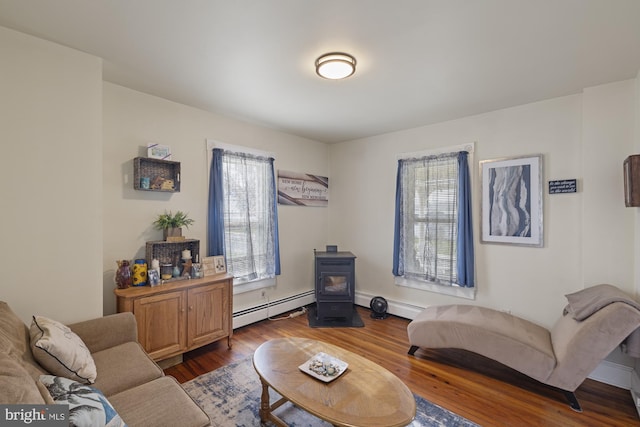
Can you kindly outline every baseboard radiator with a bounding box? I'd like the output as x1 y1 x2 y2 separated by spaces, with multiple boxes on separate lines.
232 290 315 329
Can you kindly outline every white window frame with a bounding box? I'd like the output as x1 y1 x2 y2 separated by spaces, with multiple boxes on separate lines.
207 139 276 295
394 142 476 300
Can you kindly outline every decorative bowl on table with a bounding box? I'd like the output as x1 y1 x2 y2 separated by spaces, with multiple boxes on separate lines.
299 352 348 382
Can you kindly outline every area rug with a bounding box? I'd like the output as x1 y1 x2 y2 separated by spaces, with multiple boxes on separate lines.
183 357 479 427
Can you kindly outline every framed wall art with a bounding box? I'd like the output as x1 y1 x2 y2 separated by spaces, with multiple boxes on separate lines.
480 154 543 247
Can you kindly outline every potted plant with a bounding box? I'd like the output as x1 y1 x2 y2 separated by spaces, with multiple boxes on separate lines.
153 210 195 240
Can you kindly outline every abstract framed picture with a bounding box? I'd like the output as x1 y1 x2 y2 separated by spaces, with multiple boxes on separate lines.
480 154 543 247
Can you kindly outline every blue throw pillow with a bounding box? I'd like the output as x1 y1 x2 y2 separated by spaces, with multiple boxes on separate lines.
39 375 127 427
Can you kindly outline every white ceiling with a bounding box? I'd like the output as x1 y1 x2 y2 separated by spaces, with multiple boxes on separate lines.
1 0 640 143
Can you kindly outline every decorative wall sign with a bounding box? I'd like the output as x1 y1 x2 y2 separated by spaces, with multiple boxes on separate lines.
480 154 543 247
549 179 577 194
277 170 329 206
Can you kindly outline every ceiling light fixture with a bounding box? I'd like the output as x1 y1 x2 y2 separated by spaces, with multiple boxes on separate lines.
315 52 356 80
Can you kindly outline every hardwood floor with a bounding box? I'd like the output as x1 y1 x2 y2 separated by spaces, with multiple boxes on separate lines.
165 305 640 426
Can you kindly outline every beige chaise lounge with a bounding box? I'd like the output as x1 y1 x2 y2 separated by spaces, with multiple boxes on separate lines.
407 284 640 412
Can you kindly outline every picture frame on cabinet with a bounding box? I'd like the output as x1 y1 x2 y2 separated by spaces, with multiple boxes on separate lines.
213 256 226 274
148 269 160 286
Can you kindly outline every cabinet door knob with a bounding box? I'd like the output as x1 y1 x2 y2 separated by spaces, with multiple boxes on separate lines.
189 305 193 311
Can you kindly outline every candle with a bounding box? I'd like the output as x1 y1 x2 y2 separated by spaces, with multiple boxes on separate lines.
182 249 192 259
151 259 160 271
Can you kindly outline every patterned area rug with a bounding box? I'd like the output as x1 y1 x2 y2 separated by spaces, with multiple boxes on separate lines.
183 357 479 427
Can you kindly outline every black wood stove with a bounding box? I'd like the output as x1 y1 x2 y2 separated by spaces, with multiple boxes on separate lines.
314 250 356 322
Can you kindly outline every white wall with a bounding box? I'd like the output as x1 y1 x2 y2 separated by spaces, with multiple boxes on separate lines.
329 81 637 330
1 23 638 347
0 27 103 324
102 83 329 315
582 80 637 291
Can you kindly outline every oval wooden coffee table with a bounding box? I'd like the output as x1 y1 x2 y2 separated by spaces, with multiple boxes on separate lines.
253 337 416 427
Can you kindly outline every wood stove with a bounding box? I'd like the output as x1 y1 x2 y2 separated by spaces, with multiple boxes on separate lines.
314 250 356 321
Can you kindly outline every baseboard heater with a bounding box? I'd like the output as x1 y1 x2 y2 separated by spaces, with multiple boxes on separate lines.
232 290 315 329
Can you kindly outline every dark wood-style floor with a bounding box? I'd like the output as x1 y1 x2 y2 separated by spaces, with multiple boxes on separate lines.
165 305 640 426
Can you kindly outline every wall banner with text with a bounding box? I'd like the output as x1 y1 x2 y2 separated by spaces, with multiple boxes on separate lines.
277 170 328 207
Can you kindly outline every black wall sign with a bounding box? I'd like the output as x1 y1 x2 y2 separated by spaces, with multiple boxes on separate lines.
549 179 577 194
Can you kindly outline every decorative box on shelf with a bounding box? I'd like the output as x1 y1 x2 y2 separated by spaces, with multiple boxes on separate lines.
134 157 181 192
145 239 200 266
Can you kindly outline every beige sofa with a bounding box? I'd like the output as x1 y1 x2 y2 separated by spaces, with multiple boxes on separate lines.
0 301 210 427
407 284 640 412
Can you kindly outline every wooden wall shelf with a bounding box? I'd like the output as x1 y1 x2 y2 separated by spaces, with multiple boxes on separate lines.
134 157 181 192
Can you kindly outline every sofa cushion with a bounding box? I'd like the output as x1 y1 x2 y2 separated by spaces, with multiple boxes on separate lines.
0 301 46 379
109 376 210 427
30 315 97 384
0 357 45 404
90 341 163 397
40 375 127 427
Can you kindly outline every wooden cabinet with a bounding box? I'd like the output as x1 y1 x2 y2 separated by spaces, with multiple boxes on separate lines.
115 275 232 361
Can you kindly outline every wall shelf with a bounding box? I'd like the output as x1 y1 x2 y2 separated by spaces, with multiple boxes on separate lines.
134 157 181 192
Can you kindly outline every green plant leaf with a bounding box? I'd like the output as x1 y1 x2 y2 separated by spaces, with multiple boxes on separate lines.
152 210 194 230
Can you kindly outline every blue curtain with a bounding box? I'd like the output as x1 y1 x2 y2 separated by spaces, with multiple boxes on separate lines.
392 159 404 276
268 157 281 275
207 148 225 256
456 151 474 287
207 148 281 276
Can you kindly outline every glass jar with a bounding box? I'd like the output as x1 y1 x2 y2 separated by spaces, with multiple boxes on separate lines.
160 263 173 280
132 259 147 286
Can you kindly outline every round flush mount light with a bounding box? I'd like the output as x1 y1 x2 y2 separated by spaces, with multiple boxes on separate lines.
315 52 356 80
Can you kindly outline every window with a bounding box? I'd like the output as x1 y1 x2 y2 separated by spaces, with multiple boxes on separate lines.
208 147 280 293
393 146 475 299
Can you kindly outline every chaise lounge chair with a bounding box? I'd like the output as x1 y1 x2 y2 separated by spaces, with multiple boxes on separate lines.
407 284 640 412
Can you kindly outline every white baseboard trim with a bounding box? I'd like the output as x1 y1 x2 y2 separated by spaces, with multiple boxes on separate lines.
354 291 425 320
588 359 632 389
630 370 640 418
232 290 314 329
